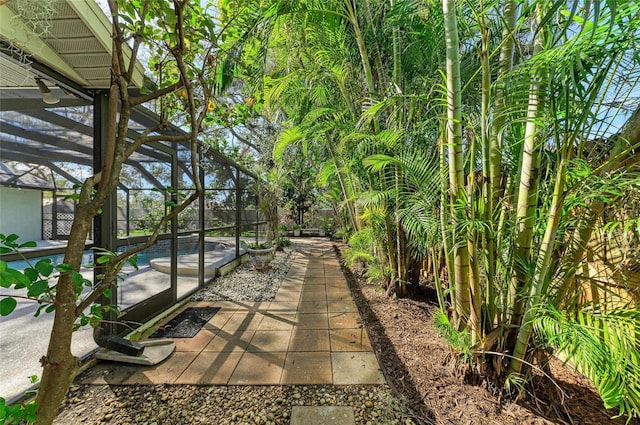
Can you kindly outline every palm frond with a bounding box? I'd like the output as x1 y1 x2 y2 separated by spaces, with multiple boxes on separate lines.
343 228 378 268
273 126 303 160
434 308 472 362
533 305 640 418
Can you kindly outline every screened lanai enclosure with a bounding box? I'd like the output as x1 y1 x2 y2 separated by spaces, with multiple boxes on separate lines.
0 0 265 345
0 95 262 316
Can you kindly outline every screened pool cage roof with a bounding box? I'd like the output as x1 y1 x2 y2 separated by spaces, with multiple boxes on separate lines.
0 0 253 191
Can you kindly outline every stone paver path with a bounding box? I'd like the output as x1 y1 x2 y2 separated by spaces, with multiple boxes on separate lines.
80 240 384 388
290 406 355 425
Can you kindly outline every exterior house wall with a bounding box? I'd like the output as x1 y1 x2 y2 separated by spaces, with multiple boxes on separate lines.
0 187 42 241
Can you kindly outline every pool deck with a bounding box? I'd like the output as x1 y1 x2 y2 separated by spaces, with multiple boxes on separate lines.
149 247 244 278
78 239 385 387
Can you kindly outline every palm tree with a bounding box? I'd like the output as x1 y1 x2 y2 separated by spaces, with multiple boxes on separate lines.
220 0 640 417
451 1 640 415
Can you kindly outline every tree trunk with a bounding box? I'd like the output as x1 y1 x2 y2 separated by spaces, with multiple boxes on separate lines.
509 5 548 332
443 0 470 328
35 289 80 425
31 2 208 421
326 139 359 232
380 169 399 293
479 3 493 328
510 153 567 375
485 0 517 326
440 132 457 322
343 0 376 98
35 206 93 424
390 0 407 296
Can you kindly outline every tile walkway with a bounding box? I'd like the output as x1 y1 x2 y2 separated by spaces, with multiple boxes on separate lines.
80 240 385 387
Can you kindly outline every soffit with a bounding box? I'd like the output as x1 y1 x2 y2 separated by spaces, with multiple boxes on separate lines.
0 0 145 90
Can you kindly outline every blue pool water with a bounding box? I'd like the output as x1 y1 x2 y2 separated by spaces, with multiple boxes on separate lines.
4 250 156 271
4 242 227 271
5 251 95 271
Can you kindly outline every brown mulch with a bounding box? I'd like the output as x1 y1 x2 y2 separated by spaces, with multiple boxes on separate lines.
337 247 639 425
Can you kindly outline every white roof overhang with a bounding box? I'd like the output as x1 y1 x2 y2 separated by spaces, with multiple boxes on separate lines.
0 0 145 90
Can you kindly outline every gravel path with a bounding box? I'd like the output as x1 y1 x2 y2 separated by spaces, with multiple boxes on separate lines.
53 242 416 424
191 247 293 302
56 384 414 424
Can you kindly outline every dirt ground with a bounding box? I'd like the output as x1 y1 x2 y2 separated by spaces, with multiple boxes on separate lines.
340 254 639 425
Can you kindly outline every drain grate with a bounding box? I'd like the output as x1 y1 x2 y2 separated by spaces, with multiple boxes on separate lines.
149 307 220 338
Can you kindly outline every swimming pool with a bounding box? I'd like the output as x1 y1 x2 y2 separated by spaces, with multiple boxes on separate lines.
4 251 95 271
4 242 228 271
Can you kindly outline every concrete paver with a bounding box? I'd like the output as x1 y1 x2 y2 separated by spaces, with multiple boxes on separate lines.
328 312 361 329
330 328 372 351
295 313 329 329
221 311 264 331
298 300 328 313
123 351 198 385
172 328 217 352
281 352 332 384
290 406 355 425
289 329 331 352
328 300 358 313
209 300 242 312
301 292 326 303
267 301 299 312
204 312 233 330
228 351 286 384
175 351 242 384
78 239 384 392
247 329 292 352
274 293 302 303
203 329 254 352
331 352 385 385
256 313 296 331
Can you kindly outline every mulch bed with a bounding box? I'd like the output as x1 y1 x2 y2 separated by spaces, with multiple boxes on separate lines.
336 245 639 425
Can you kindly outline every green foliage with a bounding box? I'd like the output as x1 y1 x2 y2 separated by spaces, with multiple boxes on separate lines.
280 238 292 247
136 208 166 233
533 306 640 419
503 372 527 399
279 147 320 226
342 228 377 267
1 234 56 316
75 304 121 331
0 396 38 424
242 239 273 250
342 227 394 285
0 235 120 327
248 241 273 250
364 147 442 256
0 233 36 253
0 297 17 316
433 308 472 363
224 0 640 420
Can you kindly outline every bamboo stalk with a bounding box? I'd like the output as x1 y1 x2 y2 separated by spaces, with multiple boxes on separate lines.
510 154 567 375
443 0 471 327
509 4 548 331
